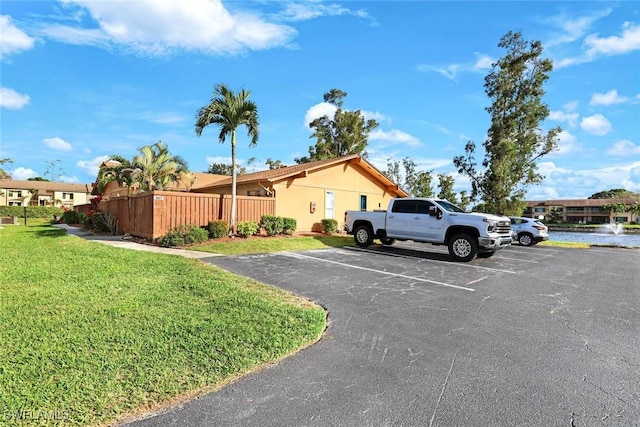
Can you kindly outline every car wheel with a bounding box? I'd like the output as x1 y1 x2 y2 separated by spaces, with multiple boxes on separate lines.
518 233 534 246
478 251 495 258
448 233 478 262
354 225 374 247
380 236 395 245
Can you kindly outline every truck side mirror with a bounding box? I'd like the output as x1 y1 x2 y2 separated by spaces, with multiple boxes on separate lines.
429 206 442 219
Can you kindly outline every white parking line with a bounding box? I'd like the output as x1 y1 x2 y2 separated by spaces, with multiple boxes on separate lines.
281 251 476 292
344 246 517 274
496 255 540 263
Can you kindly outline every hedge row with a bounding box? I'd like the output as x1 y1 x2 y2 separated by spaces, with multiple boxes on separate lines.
0 206 64 218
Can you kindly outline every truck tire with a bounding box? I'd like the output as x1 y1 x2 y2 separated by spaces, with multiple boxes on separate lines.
518 233 534 246
448 233 478 262
354 225 374 247
380 236 396 245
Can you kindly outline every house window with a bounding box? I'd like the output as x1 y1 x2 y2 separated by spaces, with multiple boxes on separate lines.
8 190 22 198
62 193 74 200
534 207 546 213
325 191 335 219
8 201 22 206
360 195 367 211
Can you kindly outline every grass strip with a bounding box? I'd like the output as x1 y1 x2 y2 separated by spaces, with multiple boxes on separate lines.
0 222 326 426
191 234 355 255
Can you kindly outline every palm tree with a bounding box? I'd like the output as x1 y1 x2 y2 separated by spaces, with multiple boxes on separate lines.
133 141 190 191
195 84 259 235
627 200 640 223
96 155 139 196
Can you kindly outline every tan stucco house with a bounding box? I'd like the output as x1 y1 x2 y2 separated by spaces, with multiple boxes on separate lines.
0 179 93 208
191 155 407 232
525 198 638 223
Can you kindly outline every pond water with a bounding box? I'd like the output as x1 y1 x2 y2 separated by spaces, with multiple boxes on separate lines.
549 231 640 248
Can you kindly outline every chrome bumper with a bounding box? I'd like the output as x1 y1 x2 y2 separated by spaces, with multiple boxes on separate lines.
478 236 512 250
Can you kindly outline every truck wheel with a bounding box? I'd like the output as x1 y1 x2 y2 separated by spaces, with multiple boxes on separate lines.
354 225 374 247
380 236 395 245
448 233 478 262
518 233 533 246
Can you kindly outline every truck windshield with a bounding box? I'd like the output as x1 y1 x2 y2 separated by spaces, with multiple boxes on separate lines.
437 200 466 213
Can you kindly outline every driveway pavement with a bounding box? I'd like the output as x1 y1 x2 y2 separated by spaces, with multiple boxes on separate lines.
105 239 640 427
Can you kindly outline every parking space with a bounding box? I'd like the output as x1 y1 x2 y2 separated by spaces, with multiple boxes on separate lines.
127 243 640 427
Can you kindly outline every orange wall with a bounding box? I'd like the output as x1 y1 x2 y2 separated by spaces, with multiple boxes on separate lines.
273 163 396 232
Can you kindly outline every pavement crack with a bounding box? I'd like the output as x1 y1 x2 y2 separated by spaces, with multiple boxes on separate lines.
429 351 457 427
475 295 491 315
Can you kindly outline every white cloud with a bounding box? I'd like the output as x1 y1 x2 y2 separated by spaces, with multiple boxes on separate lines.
0 87 30 109
563 101 579 112
553 130 581 155
529 160 640 199
589 89 629 106
369 129 422 147
548 110 579 128
205 155 233 165
580 114 612 136
43 0 297 56
76 155 110 178
585 22 640 57
417 52 493 81
43 137 73 152
60 175 81 184
473 53 494 70
361 110 388 124
606 139 640 157
11 167 39 180
544 9 612 47
416 63 462 81
0 15 35 59
277 3 374 24
304 102 337 128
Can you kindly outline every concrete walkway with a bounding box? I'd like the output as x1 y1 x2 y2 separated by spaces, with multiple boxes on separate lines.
52 224 219 259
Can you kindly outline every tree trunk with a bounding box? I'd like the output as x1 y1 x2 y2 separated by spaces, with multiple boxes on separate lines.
230 131 237 236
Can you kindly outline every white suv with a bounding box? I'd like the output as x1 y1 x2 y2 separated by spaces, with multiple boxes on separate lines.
509 217 549 246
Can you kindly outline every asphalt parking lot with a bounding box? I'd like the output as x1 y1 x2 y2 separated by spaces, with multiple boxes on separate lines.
125 242 640 427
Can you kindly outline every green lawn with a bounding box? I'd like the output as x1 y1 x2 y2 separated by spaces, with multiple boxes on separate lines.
0 222 326 426
192 234 355 255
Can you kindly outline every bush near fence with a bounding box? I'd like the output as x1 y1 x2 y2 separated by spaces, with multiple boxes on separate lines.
0 206 64 219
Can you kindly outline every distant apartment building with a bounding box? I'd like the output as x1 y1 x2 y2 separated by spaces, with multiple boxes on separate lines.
0 179 94 208
525 198 637 224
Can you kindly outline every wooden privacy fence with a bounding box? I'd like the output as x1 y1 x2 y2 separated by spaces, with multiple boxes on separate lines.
96 191 275 239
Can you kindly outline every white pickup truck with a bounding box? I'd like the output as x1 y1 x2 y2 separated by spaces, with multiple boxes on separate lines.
344 198 512 262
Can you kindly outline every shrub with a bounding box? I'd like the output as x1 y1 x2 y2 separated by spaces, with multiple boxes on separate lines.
208 220 228 238
89 212 118 234
186 226 209 244
236 221 259 238
282 217 297 235
159 224 208 247
0 206 63 218
77 212 89 225
321 218 338 234
61 210 78 224
260 215 284 236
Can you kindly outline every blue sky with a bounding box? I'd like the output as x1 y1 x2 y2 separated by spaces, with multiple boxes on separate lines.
1 0 639 200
